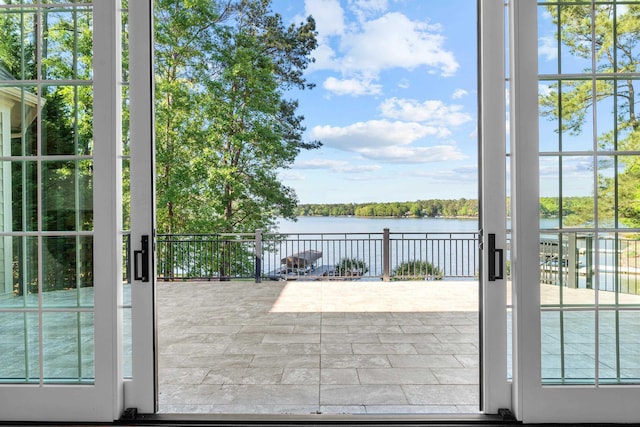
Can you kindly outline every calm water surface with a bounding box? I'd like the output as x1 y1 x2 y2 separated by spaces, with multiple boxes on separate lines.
277 216 479 234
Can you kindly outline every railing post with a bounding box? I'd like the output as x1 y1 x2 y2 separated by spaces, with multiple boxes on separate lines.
255 229 262 283
383 228 390 281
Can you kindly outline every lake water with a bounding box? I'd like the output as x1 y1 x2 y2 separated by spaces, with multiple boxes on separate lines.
277 216 479 234
275 217 640 294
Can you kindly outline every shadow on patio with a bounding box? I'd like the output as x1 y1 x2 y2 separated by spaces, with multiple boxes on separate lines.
156 280 480 415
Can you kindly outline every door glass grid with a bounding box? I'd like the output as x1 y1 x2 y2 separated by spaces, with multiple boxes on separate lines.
0 1 95 384
538 0 640 385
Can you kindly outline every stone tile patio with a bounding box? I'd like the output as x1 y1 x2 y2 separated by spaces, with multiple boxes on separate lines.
156 280 481 415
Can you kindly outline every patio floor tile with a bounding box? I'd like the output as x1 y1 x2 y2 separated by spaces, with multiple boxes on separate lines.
157 280 481 415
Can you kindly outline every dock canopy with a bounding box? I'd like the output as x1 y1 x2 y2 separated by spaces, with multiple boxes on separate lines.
281 250 322 268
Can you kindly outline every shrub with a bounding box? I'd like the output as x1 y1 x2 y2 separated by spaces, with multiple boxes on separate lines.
392 260 443 280
335 257 368 277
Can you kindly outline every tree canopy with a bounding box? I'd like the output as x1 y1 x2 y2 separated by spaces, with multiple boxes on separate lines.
296 199 480 218
155 0 320 234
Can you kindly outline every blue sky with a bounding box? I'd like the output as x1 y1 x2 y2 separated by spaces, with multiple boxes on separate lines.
272 0 478 204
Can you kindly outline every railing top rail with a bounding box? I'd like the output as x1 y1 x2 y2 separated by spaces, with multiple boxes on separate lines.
158 231 481 238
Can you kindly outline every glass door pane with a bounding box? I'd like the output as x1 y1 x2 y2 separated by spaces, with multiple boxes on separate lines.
513 0 640 422
0 1 123 421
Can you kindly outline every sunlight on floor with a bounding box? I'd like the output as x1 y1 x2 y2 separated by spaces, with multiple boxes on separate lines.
269 281 479 313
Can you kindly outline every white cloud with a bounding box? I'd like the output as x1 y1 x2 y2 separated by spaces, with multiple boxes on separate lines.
295 158 343 169
539 36 557 61
309 44 339 71
308 4 459 83
414 165 477 181
323 76 382 96
342 164 383 173
305 0 345 39
337 12 458 77
310 120 450 150
280 171 306 181
309 120 466 163
397 78 410 89
294 158 382 173
452 89 468 99
380 98 472 127
348 0 389 22
358 145 467 163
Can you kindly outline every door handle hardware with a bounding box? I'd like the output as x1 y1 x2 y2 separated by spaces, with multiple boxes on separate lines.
488 233 504 281
133 235 149 282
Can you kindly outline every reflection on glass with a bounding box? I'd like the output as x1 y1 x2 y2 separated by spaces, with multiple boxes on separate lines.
42 312 94 383
42 10 93 81
599 311 640 384
0 236 38 309
42 236 93 308
0 312 39 383
542 310 596 384
617 236 640 297
41 86 94 156
80 312 95 380
9 161 38 232
540 232 596 307
79 160 93 231
0 86 39 157
0 12 36 80
597 233 640 306
42 160 93 232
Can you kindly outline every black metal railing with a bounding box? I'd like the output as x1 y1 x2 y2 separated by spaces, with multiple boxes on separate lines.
155 230 480 282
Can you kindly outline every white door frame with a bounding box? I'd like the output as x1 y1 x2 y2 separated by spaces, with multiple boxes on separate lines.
0 1 123 421
479 0 512 415
124 0 157 415
509 0 640 422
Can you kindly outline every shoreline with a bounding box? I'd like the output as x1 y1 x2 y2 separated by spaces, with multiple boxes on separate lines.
295 214 478 220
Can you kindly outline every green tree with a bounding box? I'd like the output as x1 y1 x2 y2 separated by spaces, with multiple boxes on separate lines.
155 0 320 234
155 0 229 234
539 2 640 226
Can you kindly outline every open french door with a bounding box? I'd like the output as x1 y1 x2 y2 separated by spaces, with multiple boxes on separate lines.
509 0 640 423
478 0 512 416
0 1 124 421
124 0 157 416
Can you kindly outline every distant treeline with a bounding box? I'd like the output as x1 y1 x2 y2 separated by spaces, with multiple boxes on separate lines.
296 196 597 220
296 199 479 218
